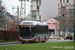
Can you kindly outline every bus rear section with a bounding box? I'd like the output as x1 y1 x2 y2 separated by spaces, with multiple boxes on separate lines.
19 21 49 43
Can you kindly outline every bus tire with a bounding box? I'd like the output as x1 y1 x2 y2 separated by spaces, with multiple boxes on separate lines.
22 42 25 44
41 37 46 42
38 37 41 42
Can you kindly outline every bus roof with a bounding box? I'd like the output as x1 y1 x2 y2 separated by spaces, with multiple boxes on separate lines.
20 21 48 26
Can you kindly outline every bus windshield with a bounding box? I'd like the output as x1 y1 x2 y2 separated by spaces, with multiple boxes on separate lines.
19 26 36 37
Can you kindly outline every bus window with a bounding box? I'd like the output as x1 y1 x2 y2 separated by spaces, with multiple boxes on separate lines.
37 26 48 34
19 26 36 37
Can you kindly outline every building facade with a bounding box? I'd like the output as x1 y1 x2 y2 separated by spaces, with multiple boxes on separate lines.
30 0 42 22
58 0 75 34
6 12 19 30
45 17 59 36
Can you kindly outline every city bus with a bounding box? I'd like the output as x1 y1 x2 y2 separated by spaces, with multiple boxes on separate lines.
19 21 49 43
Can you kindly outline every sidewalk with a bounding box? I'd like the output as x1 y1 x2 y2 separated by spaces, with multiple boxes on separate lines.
0 41 19 45
49 36 64 40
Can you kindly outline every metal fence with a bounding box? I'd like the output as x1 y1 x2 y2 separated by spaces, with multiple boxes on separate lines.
0 30 19 41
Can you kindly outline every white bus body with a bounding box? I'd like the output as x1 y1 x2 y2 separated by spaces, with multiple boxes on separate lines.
19 21 49 43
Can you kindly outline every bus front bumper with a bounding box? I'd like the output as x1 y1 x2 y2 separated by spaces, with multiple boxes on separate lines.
19 39 38 42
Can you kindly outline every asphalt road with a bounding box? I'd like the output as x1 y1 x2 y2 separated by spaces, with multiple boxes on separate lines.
0 41 21 46
0 38 73 46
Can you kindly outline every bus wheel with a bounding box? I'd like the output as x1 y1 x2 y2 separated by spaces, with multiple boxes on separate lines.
42 37 46 42
22 42 25 44
38 37 41 42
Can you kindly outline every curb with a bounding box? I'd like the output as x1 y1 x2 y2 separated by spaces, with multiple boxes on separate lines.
0 41 19 45
49 38 60 40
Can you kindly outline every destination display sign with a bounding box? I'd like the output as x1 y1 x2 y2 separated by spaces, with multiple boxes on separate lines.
20 25 33 28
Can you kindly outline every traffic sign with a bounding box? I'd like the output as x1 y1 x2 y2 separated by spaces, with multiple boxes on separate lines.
66 30 68 32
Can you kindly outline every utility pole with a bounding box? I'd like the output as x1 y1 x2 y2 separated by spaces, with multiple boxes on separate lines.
24 1 26 20
20 0 22 18
17 6 19 25
19 0 29 21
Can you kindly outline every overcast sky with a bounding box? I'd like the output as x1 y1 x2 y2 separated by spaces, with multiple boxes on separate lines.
2 0 31 16
42 0 58 21
2 0 58 21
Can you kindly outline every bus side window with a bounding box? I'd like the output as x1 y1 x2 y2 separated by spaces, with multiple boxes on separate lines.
36 25 39 33
36 29 38 33
36 27 38 33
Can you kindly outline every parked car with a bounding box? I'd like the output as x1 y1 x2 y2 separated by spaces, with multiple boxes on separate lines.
50 34 57 38
64 33 73 40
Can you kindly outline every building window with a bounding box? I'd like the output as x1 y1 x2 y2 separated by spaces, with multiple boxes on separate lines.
69 14 71 17
38 11 39 15
32 16 36 20
58 9 60 12
32 11 36 15
67 0 69 3
60 0 62 3
39 16 41 20
61 4 62 7
65 4 67 6
39 0 41 5
58 13 60 16
62 9 65 12
69 14 73 17
58 4 59 7
63 0 65 3
37 0 38 5
68 20 73 23
37 6 39 10
69 9 73 12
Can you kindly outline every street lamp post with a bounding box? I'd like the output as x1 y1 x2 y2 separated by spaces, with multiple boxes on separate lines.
20 0 22 18
19 0 29 20
17 6 19 26
24 1 26 20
